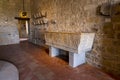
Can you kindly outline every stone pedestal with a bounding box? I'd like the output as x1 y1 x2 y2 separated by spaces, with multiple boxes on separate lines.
49 47 60 57
49 46 86 67
69 52 86 67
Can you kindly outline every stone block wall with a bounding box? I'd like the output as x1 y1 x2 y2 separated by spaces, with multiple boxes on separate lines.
30 0 120 78
29 25 46 46
45 32 81 53
0 24 19 45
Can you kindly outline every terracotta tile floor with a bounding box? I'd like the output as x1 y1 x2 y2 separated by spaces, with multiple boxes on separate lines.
0 41 117 80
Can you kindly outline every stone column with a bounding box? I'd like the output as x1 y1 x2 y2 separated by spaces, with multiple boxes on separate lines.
49 46 60 57
69 52 86 67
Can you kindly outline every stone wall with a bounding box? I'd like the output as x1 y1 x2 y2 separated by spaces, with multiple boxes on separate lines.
30 0 120 78
0 0 30 45
0 0 31 26
0 24 19 45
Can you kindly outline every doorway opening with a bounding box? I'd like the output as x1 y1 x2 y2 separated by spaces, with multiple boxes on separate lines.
15 17 30 41
18 20 28 41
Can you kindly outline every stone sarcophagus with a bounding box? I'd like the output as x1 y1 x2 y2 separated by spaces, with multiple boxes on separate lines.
45 32 95 67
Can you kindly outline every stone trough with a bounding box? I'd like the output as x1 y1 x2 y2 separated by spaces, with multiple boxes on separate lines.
45 32 95 67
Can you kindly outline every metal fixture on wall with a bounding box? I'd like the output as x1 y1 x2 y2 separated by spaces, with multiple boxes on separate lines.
99 0 114 17
20 0 27 18
33 11 49 25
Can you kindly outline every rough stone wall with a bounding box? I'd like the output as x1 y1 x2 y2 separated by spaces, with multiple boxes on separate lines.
30 0 120 78
86 2 120 78
0 24 19 45
0 0 31 26
29 0 55 45
0 0 30 45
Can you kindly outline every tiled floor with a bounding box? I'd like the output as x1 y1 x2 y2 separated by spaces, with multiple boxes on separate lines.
0 41 117 80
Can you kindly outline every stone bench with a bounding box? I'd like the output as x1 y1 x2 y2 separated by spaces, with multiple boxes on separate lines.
45 32 95 67
0 61 19 80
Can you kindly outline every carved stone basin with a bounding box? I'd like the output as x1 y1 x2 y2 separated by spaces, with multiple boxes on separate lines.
45 32 95 67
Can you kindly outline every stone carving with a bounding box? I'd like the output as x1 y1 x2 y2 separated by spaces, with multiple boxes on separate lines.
45 32 95 54
45 32 95 67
